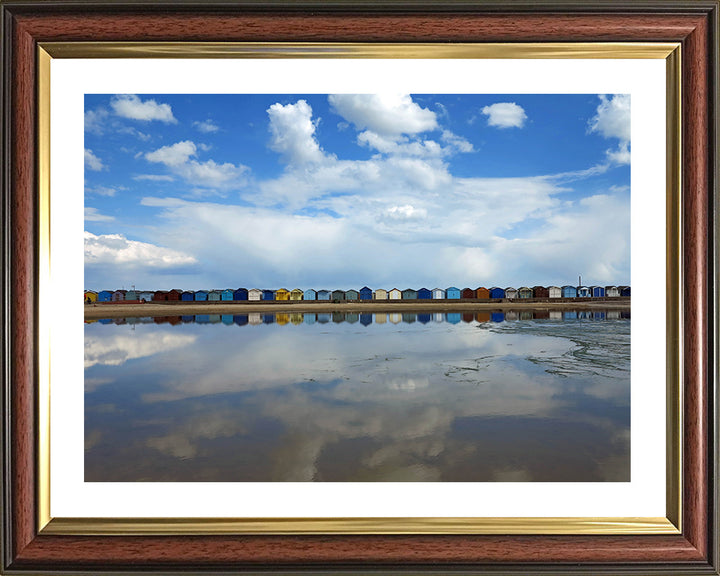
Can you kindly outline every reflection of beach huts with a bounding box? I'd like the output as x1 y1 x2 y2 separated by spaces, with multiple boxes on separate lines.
234 314 249 326
532 286 548 298
517 287 533 299
290 313 304 325
476 312 490 323
374 288 388 300
533 310 550 319
591 286 605 298
317 289 331 301
446 287 461 300
445 312 461 324
605 286 620 297
194 290 208 301
262 289 275 301
262 313 275 324
221 289 234 301
563 311 578 320
275 288 290 301
577 286 591 298
432 288 445 299
208 290 222 301
196 314 211 324
505 310 519 321
304 313 316 325
389 288 401 300
248 313 262 325
222 314 234 325
607 310 620 319
234 288 248 300
549 310 562 320
402 289 417 300
346 313 359 324
112 289 127 302
417 288 432 300
248 288 262 301
461 288 475 299
433 312 444 323
360 313 373 326
476 287 490 299
505 287 517 299
417 313 431 324
462 312 474 323
304 289 317 301
520 310 533 320
375 313 387 324
332 289 345 301
181 290 194 301
548 286 562 298
489 287 505 299
98 290 112 302
345 289 359 301
491 312 505 322
316 313 331 324
332 312 345 323
276 313 290 325
389 312 401 324
561 285 577 298
402 313 416 323
290 289 304 301
359 286 373 300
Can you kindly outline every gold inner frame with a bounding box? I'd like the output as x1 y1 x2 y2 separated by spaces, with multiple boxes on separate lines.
36 42 682 536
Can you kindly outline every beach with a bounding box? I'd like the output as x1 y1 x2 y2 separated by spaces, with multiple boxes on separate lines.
84 298 630 319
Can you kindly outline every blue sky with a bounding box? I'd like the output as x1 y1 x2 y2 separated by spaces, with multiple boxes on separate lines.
84 93 630 291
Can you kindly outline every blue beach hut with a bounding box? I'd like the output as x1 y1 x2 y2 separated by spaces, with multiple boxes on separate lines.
359 286 373 300
262 290 275 301
304 289 317 301
332 290 345 301
489 287 505 299
577 286 591 298
317 290 331 301
221 289 234 301
345 290 359 301
561 285 577 298
208 290 222 301
620 286 631 297
402 289 418 300
98 290 113 302
446 287 461 300
591 286 605 298
417 288 432 300
233 288 248 301
181 291 194 301
194 290 208 301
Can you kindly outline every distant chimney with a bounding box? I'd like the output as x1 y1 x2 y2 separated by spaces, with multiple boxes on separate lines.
578 275 582 286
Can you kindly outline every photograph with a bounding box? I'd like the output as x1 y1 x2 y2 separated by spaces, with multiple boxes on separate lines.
84 92 632 482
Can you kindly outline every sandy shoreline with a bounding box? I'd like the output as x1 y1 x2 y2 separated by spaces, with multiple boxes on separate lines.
85 299 630 319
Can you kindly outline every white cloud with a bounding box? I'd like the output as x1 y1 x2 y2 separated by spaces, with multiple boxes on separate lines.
482 102 527 129
329 94 438 137
84 207 114 222
133 174 175 182
383 205 427 221
84 231 198 268
84 149 104 171
85 185 121 197
589 95 631 166
85 108 109 135
110 94 177 123
193 119 219 133
145 140 197 167
85 329 196 369
267 100 325 164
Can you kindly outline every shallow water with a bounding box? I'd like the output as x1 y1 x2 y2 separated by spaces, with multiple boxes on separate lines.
85 310 630 482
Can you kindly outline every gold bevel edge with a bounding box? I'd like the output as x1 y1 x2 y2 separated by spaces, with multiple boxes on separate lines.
41 517 679 536
37 46 51 533
665 44 683 532
38 41 679 60
36 40 684 537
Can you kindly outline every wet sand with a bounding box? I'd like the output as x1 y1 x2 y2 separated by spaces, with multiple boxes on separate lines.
85 298 630 319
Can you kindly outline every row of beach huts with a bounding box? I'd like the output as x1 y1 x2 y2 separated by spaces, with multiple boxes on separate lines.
85 285 631 303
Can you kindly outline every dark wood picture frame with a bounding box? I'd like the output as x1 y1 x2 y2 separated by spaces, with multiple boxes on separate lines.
1 1 717 574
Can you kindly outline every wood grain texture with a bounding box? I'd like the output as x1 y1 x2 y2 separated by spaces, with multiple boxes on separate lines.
4 3 716 573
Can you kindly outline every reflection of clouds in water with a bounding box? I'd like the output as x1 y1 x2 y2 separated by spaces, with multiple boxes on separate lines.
84 326 196 368
85 319 630 481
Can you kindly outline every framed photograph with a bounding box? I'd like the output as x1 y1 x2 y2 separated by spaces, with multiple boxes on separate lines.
2 1 717 574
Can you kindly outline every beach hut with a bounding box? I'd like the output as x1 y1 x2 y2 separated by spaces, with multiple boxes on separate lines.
432 288 446 299
590 286 605 298
620 286 631 297
139 291 154 302
262 289 275 301
332 290 346 301
505 287 518 299
446 287 461 300
111 290 126 302
290 289 304 301
605 286 620 297
234 288 248 301
561 285 577 298
125 290 139 301
402 289 418 300
167 289 181 301
532 286 549 299
489 287 505 299
181 291 194 301
154 290 167 301
317 289 331 301
207 290 221 301
389 288 401 300
359 286 373 300
375 289 388 300
194 290 208 301
577 286 591 298
548 286 562 298
518 287 533 299
417 288 432 300
461 288 475 299
248 289 262 301
345 289 359 301
476 287 490 299
98 290 113 302
84 290 98 303
221 289 234 301
275 288 290 301
304 289 317 301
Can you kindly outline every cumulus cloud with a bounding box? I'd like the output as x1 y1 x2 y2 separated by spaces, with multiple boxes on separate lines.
146 140 197 167
84 149 104 171
85 185 121 197
84 207 114 222
193 119 219 133
481 102 527 129
267 100 326 164
589 94 630 165
85 108 109 135
110 94 177 123
85 329 197 369
383 205 427 221
329 94 438 137
84 231 198 268
133 174 175 182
